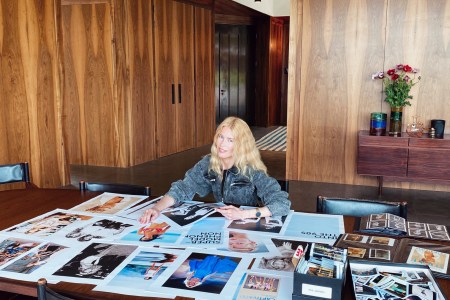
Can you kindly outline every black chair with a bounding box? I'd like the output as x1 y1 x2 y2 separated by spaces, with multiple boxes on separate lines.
0 162 37 188
79 180 151 196
37 278 74 300
277 179 289 192
316 196 408 218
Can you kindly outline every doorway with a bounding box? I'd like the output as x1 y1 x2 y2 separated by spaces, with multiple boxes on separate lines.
214 24 255 125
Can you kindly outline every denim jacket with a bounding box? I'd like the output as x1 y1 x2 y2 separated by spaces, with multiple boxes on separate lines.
166 155 291 216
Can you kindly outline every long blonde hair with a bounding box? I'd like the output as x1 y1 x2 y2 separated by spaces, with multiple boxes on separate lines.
209 117 267 178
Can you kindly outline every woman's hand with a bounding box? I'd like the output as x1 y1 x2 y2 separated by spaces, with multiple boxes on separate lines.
139 208 161 224
216 205 246 220
139 195 176 224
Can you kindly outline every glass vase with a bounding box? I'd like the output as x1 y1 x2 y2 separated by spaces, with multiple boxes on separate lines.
389 106 403 136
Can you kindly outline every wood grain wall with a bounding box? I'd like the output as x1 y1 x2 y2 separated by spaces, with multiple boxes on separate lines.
61 2 117 167
124 0 157 165
287 0 450 192
0 0 68 189
194 7 215 146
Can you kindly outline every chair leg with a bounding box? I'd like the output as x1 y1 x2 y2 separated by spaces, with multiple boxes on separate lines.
377 176 383 196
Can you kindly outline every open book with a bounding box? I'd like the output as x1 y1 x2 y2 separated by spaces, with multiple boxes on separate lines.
355 213 450 242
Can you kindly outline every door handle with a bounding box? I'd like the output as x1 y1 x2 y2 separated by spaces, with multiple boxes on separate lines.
178 84 182 104
171 84 175 104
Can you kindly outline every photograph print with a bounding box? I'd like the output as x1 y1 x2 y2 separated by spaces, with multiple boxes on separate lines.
63 218 134 243
4 209 92 237
2 242 67 275
119 221 182 246
227 216 286 234
162 202 219 227
94 248 182 296
70 192 148 215
0 237 40 267
252 238 309 273
217 231 270 256
53 243 137 282
161 252 242 294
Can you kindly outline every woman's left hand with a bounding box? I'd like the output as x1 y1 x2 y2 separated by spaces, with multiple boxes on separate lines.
216 205 246 220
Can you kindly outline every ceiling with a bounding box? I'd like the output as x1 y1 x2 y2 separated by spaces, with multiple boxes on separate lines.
231 0 290 17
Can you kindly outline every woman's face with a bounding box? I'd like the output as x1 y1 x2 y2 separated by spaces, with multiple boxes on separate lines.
229 237 256 252
216 126 235 166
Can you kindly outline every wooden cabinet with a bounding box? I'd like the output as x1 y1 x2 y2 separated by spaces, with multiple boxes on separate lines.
357 130 450 193
61 0 214 166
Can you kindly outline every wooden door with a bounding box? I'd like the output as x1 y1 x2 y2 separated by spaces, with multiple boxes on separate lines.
215 25 254 125
154 0 195 157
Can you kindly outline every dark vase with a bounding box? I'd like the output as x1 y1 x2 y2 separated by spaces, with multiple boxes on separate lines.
389 106 403 136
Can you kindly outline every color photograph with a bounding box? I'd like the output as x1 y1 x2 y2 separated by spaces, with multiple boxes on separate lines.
162 252 241 294
2 242 66 274
217 231 270 256
0 237 40 267
407 246 449 274
99 249 179 292
5 209 92 237
70 193 148 215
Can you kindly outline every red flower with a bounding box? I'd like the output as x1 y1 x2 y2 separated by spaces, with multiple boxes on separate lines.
403 65 413 72
387 69 395 75
396 64 404 70
391 74 399 80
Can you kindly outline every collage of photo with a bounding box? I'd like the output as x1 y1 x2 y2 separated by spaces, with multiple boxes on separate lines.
0 192 345 299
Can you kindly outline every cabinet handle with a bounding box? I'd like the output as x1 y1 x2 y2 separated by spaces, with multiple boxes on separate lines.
178 84 182 104
171 84 175 104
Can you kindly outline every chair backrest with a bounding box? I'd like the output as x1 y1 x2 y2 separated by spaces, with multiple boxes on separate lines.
79 181 151 196
277 179 289 192
37 278 74 300
316 196 408 219
0 162 33 185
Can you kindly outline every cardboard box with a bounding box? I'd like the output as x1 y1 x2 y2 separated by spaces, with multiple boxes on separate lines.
292 243 347 300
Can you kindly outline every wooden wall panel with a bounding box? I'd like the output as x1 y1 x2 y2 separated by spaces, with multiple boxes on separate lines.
287 0 450 192
195 6 215 146
268 17 284 126
175 2 195 152
154 0 179 157
61 2 117 167
0 0 68 189
125 0 156 164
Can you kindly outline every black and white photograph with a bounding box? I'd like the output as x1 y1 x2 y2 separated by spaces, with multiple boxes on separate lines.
162 203 219 227
52 243 137 283
63 218 134 242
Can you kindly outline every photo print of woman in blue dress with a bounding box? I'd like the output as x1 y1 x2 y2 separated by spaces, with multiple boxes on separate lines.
162 253 241 294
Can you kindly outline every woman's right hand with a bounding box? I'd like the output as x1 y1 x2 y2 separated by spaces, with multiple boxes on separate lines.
139 208 161 224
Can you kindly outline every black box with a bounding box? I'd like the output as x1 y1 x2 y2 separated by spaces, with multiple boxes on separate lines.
292 243 347 300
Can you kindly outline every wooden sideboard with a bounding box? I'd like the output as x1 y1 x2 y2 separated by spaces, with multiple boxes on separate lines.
357 130 450 193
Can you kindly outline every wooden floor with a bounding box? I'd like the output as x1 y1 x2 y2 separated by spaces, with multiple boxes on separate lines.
70 127 450 226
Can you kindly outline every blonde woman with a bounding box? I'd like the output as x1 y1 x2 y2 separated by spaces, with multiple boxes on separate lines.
139 116 291 223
